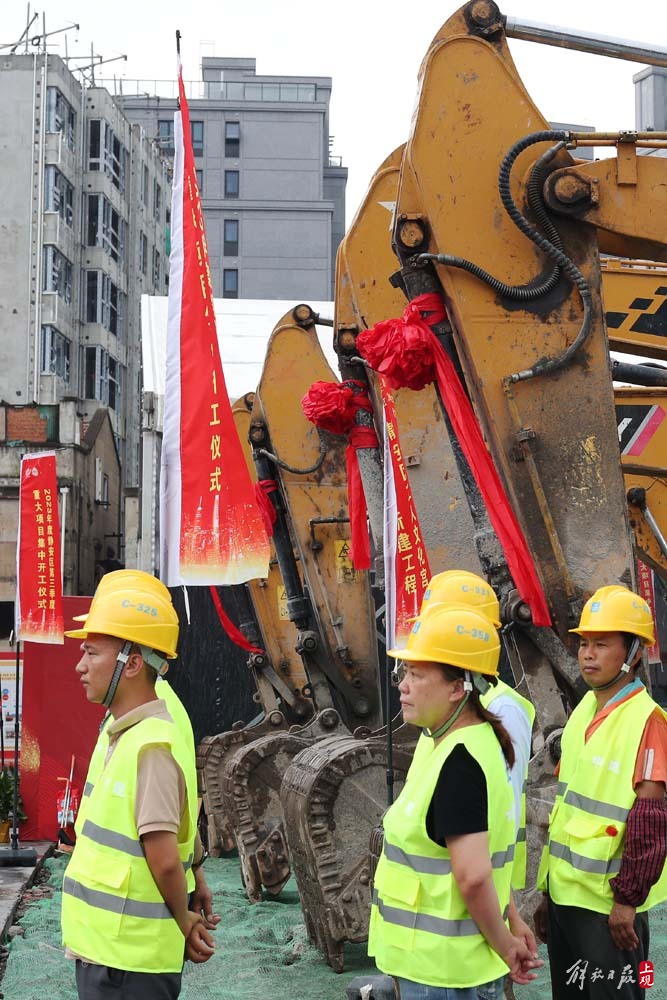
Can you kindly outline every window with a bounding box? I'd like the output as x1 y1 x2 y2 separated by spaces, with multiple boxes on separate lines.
225 121 240 158
142 164 149 205
41 325 70 381
43 246 72 303
139 233 148 276
84 346 122 410
191 121 204 157
223 268 238 299
87 121 128 191
223 219 239 256
46 87 76 150
195 169 204 194
153 180 161 221
158 120 174 156
85 271 125 339
86 194 126 263
44 166 73 226
224 170 239 198
152 248 161 287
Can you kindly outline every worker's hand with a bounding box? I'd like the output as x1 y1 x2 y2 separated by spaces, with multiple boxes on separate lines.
608 902 639 951
191 868 221 930
509 907 538 955
533 894 549 944
502 936 544 985
182 911 216 964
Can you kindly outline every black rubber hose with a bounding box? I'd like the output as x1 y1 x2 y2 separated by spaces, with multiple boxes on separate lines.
612 361 667 387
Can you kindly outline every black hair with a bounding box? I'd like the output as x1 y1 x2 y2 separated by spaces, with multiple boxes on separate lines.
438 664 515 769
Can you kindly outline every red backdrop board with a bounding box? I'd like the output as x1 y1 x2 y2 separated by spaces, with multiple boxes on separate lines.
20 595 102 841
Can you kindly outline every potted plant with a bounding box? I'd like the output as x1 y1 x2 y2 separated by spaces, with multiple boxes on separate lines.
0 767 26 843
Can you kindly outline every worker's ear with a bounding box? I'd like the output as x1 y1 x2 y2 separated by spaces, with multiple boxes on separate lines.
448 677 467 703
123 649 145 679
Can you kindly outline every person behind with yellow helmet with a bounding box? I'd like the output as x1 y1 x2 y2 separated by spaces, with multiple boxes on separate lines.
369 604 542 999
535 585 667 1000
70 570 219 933
406 570 535 890
62 570 216 1000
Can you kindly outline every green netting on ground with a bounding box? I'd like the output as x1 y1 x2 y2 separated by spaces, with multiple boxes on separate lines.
6 855 667 999
0 853 377 1000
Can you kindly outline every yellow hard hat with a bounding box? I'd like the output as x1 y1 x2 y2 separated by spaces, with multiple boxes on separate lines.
65 570 179 657
570 585 655 645
388 604 500 675
416 570 501 626
72 570 172 622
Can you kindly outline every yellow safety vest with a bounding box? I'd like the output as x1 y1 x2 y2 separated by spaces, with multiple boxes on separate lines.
62 715 197 972
369 722 515 989
76 682 196 894
538 688 667 914
404 680 534 890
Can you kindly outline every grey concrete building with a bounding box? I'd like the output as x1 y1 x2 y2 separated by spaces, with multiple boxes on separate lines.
116 57 347 300
635 66 667 152
0 53 170 600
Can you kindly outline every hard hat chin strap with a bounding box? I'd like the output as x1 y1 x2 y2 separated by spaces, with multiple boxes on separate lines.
102 640 133 709
424 692 470 740
590 636 642 692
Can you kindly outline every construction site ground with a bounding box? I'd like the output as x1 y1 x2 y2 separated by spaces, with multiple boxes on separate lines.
3 848 667 999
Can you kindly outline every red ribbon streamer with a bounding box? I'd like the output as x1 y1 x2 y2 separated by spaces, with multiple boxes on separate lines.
255 480 278 537
209 585 265 654
357 294 551 627
302 380 379 570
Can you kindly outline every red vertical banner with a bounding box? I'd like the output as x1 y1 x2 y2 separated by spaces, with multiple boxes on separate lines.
637 560 661 665
160 62 269 585
381 378 431 647
15 451 64 644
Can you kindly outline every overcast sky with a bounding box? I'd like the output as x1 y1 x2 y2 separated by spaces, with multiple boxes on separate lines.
4 0 666 221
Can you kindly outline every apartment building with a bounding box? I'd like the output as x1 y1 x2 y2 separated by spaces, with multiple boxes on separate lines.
117 56 347 300
0 53 171 607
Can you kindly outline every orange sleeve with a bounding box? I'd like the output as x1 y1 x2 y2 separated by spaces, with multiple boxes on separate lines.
633 708 667 788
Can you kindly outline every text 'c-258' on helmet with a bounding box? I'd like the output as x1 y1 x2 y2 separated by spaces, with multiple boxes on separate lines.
570 585 655 646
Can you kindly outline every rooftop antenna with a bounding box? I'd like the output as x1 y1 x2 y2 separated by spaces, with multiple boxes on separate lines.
0 7 39 53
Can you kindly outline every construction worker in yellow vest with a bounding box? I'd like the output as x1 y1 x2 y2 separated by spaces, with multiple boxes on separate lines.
70 570 219 930
369 603 542 999
63 571 216 1000
535 585 667 1000
405 570 535 889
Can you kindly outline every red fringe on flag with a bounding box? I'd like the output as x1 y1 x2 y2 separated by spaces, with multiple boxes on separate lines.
254 480 278 537
209 585 264 654
302 380 378 570
357 294 551 627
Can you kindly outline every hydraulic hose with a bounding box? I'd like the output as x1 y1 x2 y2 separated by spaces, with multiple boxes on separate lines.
420 130 594 383
612 360 667 387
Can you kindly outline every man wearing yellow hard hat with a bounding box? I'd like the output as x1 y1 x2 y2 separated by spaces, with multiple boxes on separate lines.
368 601 542 998
62 570 216 999
535 585 667 999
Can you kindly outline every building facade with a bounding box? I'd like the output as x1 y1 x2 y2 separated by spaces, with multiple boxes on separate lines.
117 57 347 301
0 53 171 608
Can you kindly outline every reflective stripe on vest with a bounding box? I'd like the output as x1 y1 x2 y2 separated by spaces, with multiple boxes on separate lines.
383 839 515 876
369 722 515 989
61 715 196 973
542 688 667 914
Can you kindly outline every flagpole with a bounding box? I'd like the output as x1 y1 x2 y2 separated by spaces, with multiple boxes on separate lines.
385 650 394 807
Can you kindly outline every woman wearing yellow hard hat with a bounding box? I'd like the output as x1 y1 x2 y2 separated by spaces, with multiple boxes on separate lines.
368 603 542 999
535 584 667 1000
406 569 535 891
